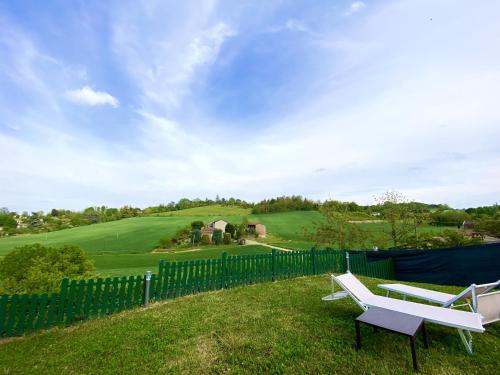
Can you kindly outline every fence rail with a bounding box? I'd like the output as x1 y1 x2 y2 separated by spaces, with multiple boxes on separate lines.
0 249 394 337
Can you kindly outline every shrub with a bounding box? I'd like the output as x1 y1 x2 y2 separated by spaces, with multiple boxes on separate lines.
0 243 94 294
213 229 223 245
223 232 231 244
192 229 201 244
201 234 211 245
225 223 235 236
158 237 173 249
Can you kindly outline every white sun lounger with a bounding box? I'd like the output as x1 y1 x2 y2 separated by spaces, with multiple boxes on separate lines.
378 281 500 325
327 272 485 354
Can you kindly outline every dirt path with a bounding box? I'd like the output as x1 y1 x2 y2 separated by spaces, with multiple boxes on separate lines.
244 240 294 252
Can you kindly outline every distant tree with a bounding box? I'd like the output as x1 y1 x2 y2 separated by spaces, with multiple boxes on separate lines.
223 232 232 244
0 212 17 230
305 204 370 249
192 229 201 244
213 229 223 245
375 191 413 248
0 244 93 294
190 221 204 230
225 223 236 236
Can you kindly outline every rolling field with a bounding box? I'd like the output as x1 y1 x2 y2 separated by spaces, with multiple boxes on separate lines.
0 207 456 275
0 208 319 255
93 245 272 276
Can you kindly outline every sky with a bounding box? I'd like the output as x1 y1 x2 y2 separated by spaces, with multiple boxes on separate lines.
1 0 499 212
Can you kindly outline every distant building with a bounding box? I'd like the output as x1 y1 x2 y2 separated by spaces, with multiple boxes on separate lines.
462 221 474 231
247 223 266 238
200 220 228 241
207 220 228 232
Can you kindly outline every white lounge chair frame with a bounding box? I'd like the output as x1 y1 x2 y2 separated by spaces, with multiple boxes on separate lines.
326 272 485 354
379 280 499 309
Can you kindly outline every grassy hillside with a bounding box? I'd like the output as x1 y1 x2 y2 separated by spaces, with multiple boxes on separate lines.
0 215 247 255
0 209 320 255
1 275 497 374
93 245 271 276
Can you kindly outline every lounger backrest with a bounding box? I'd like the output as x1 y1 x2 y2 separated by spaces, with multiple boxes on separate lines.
334 272 374 303
443 280 500 307
477 291 500 325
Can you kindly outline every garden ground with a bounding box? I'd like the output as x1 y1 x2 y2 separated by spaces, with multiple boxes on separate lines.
0 275 498 374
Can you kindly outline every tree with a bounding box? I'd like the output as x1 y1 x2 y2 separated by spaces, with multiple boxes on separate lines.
0 244 93 294
0 213 16 230
192 229 201 244
225 223 236 236
375 191 413 248
190 221 204 230
223 232 232 244
305 203 370 249
213 229 223 245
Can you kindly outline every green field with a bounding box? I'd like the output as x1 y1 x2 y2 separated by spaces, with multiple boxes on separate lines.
93 245 272 276
1 275 498 374
0 209 320 256
0 207 456 275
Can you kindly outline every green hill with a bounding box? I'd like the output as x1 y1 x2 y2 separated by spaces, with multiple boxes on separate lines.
0 209 321 256
0 275 497 374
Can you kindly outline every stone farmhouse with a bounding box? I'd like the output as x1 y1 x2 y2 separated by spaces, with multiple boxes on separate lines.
200 219 267 240
200 220 228 241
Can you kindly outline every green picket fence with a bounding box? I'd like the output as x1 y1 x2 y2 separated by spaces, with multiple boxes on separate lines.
0 249 393 337
152 249 347 301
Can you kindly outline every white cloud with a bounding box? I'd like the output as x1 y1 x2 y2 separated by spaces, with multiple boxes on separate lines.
344 1 366 16
65 86 119 108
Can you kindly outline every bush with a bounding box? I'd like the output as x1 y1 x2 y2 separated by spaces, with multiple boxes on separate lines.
223 232 232 244
213 229 223 245
0 244 94 294
201 234 211 245
192 229 201 244
225 223 235 236
158 237 173 249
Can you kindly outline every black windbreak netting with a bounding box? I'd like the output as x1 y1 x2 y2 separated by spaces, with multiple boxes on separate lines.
350 243 500 286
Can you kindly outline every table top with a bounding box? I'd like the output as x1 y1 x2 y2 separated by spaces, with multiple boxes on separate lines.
356 307 424 336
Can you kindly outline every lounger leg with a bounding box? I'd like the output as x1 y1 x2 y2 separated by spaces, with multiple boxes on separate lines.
355 321 361 350
410 336 418 371
458 329 473 354
421 323 428 349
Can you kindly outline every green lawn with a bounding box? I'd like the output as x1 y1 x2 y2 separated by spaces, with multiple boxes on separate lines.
0 275 497 374
93 245 272 276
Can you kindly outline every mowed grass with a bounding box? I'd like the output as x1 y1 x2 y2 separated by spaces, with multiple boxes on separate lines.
0 209 316 255
0 215 247 255
1 275 498 374
93 245 272 277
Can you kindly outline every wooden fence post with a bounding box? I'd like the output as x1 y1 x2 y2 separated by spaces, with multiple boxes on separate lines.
271 249 276 281
221 252 227 289
311 248 316 275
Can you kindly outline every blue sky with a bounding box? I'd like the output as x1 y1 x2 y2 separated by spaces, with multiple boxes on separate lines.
1 0 499 212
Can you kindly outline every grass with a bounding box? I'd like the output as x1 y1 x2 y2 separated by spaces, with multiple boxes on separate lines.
92 245 272 276
0 275 498 374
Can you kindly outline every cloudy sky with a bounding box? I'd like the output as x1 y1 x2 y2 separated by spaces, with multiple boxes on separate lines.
1 0 499 212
